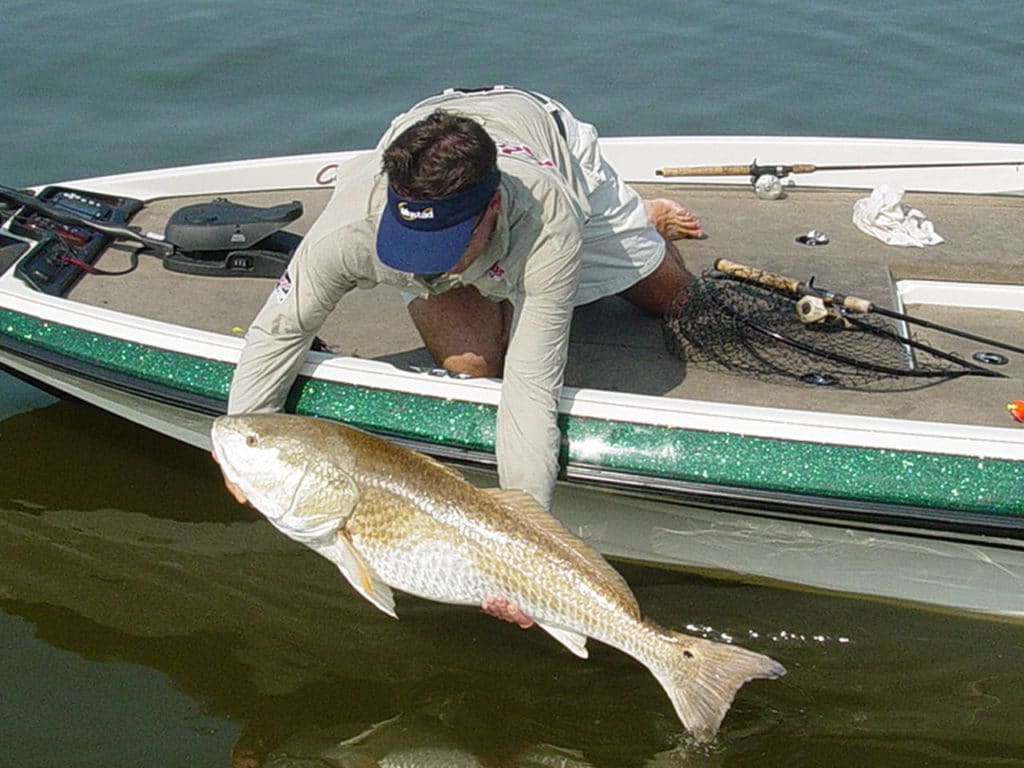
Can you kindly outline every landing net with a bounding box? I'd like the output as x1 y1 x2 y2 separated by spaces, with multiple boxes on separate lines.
663 271 990 391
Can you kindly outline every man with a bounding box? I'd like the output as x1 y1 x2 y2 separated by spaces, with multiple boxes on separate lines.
226 86 701 510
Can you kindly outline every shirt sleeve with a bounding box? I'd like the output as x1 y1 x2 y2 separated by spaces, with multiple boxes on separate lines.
494 196 582 510
227 225 355 414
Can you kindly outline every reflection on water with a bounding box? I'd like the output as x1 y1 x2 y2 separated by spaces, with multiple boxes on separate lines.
0 370 55 421
2 608 237 766
2 395 1024 767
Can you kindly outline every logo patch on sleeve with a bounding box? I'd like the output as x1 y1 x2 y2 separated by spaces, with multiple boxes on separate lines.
274 269 293 303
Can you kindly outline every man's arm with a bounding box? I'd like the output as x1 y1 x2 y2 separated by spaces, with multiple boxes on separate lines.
494 219 582 510
228 227 355 414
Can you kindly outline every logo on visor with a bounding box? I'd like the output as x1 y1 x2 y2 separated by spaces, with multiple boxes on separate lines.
398 202 434 221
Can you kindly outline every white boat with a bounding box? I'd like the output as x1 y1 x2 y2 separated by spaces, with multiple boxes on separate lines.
1 135 1022 618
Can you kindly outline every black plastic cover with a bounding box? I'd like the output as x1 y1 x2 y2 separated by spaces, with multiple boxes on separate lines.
165 198 302 252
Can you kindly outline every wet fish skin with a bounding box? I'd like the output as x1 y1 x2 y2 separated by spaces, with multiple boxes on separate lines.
211 413 785 741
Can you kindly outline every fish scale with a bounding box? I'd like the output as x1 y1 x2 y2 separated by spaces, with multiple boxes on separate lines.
345 484 629 635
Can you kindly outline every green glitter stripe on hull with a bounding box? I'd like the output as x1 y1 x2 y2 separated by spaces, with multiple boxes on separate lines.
2 307 1021 516
0 309 235 399
290 377 497 452
562 418 1023 516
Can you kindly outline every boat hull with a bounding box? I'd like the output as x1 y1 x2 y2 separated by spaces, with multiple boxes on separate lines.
3 344 1022 619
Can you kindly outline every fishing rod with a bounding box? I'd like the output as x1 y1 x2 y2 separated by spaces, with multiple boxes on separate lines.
713 258 1024 357
656 158 1024 181
0 183 174 254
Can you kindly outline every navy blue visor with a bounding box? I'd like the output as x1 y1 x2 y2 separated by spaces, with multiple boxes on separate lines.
377 168 500 273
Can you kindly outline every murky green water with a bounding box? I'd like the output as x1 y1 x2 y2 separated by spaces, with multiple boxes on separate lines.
2 394 1022 767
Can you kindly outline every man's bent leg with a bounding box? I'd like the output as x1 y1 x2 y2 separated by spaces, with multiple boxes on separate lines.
619 239 694 316
407 286 513 377
619 197 701 316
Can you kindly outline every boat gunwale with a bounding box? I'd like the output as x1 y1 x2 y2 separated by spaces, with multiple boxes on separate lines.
1 304 1022 523
0 293 1020 462
40 134 1024 196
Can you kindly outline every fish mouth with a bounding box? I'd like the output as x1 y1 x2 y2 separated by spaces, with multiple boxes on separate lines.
209 422 232 470
210 420 250 505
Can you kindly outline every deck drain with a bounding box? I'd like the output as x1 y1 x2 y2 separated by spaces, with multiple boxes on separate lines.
795 229 830 246
972 351 1009 366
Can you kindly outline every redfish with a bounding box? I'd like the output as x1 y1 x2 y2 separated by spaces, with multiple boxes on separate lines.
211 414 784 741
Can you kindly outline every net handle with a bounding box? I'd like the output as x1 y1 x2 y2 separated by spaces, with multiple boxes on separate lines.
713 259 873 313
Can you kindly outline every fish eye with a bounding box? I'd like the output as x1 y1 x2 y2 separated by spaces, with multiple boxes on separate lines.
245 434 258 447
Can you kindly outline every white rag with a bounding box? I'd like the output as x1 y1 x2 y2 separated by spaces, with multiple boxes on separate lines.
852 184 944 247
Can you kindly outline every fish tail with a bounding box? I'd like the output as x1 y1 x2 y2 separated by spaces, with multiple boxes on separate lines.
648 632 785 742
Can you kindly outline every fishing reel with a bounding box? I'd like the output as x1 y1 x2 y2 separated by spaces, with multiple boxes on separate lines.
751 161 799 200
795 295 845 327
754 174 784 200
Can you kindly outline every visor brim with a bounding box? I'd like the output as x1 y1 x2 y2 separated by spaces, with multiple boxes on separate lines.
376 212 477 273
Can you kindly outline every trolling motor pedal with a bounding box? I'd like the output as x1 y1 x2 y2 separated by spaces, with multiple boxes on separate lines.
162 197 303 277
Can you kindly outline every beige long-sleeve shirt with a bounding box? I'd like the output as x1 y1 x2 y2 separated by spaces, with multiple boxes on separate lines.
228 90 593 509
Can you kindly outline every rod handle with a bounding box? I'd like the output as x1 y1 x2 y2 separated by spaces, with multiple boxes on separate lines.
712 259 874 313
837 294 873 313
656 164 750 177
656 163 818 177
713 258 802 293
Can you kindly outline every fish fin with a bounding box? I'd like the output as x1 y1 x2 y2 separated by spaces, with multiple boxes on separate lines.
321 531 397 619
649 632 785 743
537 622 589 659
483 488 639 613
484 488 543 508
419 452 466 481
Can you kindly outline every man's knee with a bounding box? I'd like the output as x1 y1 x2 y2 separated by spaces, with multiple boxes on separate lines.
408 290 511 377
442 350 504 378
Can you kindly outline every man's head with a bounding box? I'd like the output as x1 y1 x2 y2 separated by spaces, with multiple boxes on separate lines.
377 110 501 274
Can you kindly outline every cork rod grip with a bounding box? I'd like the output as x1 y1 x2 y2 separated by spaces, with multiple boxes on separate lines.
712 259 802 294
840 295 874 313
655 163 818 177
656 164 753 177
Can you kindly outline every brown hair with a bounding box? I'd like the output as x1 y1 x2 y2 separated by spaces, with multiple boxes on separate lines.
381 110 497 199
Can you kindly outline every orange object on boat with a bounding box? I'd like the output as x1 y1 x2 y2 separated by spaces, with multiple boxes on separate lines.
1008 401 1024 423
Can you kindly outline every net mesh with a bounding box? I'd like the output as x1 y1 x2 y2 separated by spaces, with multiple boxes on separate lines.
663 271 984 391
